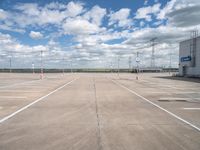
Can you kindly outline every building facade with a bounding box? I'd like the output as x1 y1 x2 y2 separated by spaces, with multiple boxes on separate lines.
179 36 200 77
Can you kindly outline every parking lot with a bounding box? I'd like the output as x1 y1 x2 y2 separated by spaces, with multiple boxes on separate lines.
0 73 200 150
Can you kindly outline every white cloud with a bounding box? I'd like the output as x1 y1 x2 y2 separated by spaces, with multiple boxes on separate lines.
109 8 132 27
0 32 46 54
62 18 102 35
84 5 106 26
135 3 161 21
66 1 84 17
14 3 40 16
157 0 200 28
157 0 200 20
125 26 189 45
167 5 200 27
29 31 43 39
157 0 176 19
3 1 84 29
45 2 67 10
0 24 25 33
0 9 8 20
140 21 145 27
144 0 148 5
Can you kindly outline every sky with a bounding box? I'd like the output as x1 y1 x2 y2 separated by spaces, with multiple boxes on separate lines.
0 0 200 69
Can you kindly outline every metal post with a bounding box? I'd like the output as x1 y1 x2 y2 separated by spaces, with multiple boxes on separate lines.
169 50 172 75
150 38 157 69
9 51 12 73
62 58 65 75
9 57 12 73
32 62 35 74
40 50 43 79
117 56 120 77
70 61 73 73
129 56 132 72
136 51 140 80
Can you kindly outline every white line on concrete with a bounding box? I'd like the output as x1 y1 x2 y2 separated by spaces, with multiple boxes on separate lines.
111 79 200 132
0 96 27 99
0 78 78 124
183 108 200 110
139 79 181 90
0 90 39 93
159 98 191 100
0 79 40 89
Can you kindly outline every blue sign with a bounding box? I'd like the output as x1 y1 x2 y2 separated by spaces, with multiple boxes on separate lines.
181 56 191 62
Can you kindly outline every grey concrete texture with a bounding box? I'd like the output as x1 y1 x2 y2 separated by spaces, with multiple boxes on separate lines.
0 73 200 150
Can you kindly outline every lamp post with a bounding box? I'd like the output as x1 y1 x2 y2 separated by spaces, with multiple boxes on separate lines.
136 52 140 80
117 56 120 77
32 62 35 74
40 50 44 79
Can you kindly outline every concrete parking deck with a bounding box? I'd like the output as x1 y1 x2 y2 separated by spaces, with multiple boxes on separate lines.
0 73 200 150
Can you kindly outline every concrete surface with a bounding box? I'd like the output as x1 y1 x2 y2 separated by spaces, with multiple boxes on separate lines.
0 73 200 150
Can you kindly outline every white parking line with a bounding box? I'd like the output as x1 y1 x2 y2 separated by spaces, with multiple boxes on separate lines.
0 78 78 124
0 96 27 99
111 79 200 132
0 90 39 93
0 79 40 89
183 108 200 110
159 98 191 100
140 79 181 90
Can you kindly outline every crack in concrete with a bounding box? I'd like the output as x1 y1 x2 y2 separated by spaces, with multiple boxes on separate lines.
93 77 103 150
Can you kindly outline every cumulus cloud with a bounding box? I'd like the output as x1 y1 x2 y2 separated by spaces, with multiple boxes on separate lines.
29 31 43 39
62 18 102 35
2 1 84 29
157 0 176 19
135 3 161 21
84 5 106 26
0 9 8 20
167 5 200 27
66 1 84 17
109 8 132 28
0 32 46 52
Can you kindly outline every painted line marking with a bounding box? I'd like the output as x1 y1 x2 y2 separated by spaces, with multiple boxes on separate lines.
139 79 181 90
159 98 191 100
0 79 40 89
0 96 27 99
0 90 39 93
0 78 78 124
183 108 200 110
111 79 200 132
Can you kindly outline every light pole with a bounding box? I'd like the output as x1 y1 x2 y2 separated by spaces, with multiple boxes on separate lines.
129 56 132 72
40 50 43 79
62 58 65 75
8 51 12 73
32 62 35 74
136 52 140 80
117 56 120 77
169 50 172 75
9 57 12 73
150 37 157 69
70 61 73 73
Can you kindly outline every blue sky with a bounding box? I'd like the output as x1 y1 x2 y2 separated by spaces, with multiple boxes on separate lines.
0 0 200 68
